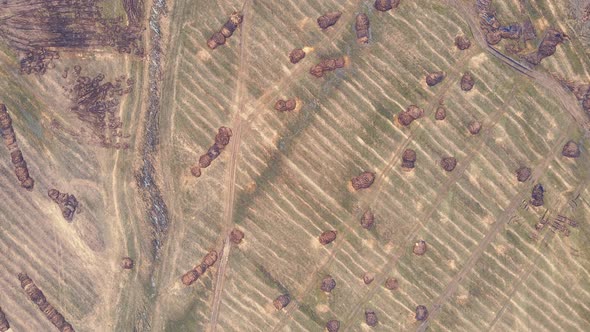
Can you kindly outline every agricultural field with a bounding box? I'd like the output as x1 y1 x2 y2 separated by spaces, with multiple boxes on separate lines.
0 0 589 331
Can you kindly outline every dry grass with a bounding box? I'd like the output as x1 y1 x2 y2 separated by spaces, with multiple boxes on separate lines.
0 0 588 331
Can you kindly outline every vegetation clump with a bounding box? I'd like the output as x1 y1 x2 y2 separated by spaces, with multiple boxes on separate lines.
402 149 417 169
406 105 425 120
181 250 218 286
455 35 471 50
221 12 243 38
207 33 225 49
562 140 580 158
398 105 424 127
460 72 475 91
321 275 336 292
426 71 445 86
524 29 567 65
363 272 375 285
384 277 399 290
435 106 447 120
192 127 233 178
317 12 342 30
48 189 79 222
413 240 427 255
374 0 399 12
230 228 245 244
530 184 545 207
319 230 337 245
361 210 375 229
274 99 297 112
415 305 429 321
121 257 134 269
289 49 306 64
355 14 370 44
351 171 376 190
468 120 482 135
365 309 378 327
273 294 290 310
440 157 457 172
310 57 346 78
208 12 243 49
326 320 340 332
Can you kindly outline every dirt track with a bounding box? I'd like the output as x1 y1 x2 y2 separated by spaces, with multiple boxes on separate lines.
208 1 251 331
